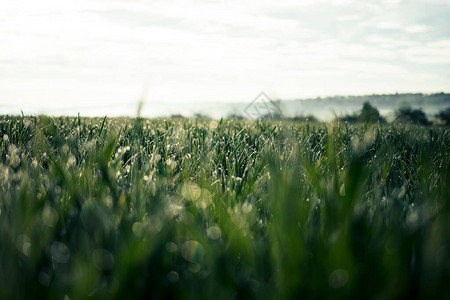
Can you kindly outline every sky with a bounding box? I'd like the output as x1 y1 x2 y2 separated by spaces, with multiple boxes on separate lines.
1 0 450 116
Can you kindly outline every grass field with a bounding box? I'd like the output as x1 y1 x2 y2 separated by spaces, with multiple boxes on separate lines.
0 115 449 299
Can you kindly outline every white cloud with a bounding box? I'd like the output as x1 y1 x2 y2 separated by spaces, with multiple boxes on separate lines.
0 0 449 115
336 15 362 22
405 25 430 33
376 21 403 30
404 39 450 64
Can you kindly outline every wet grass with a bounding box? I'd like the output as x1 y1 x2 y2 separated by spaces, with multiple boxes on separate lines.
0 115 449 299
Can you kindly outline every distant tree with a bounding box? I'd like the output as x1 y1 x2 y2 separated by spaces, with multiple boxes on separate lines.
358 102 385 123
436 107 450 125
291 114 319 122
226 113 244 120
336 113 358 123
335 102 384 123
193 113 211 120
394 107 430 125
261 111 284 120
170 114 184 119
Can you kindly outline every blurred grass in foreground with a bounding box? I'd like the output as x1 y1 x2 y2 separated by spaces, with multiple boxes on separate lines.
0 115 449 299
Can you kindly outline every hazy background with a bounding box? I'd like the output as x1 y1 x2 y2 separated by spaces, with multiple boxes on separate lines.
1 0 449 118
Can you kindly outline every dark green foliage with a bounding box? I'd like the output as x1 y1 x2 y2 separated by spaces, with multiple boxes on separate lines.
261 111 284 120
337 113 358 123
436 107 450 125
0 115 449 299
358 102 385 123
291 114 319 122
170 114 185 119
226 113 244 120
395 107 431 125
193 113 211 120
337 102 385 124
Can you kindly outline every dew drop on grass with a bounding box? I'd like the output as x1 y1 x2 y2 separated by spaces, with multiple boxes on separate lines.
167 271 179 283
41 205 59 227
165 242 178 253
209 121 218 130
38 272 51 286
54 185 62 195
189 262 201 273
67 155 76 167
51 242 70 264
16 234 31 256
132 222 144 236
241 202 253 214
207 226 222 240
105 196 113 208
328 269 348 289
406 210 419 228
181 183 201 202
166 158 176 171
92 248 114 271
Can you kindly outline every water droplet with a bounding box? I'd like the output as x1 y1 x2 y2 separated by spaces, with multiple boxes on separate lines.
181 240 203 263
132 222 144 236
51 242 70 264
92 248 114 271
167 271 179 282
209 121 218 130
182 183 201 202
406 210 419 227
42 205 59 227
38 272 51 286
329 269 348 288
207 226 222 240
67 156 76 167
189 262 201 273
241 202 253 214
165 242 178 253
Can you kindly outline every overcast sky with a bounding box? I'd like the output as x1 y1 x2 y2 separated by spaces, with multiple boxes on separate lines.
1 0 449 116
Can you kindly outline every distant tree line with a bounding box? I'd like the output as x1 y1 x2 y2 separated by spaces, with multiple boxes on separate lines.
179 103 450 126
436 107 450 125
336 102 450 125
225 102 450 126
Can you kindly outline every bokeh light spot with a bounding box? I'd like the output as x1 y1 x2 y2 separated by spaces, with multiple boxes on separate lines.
181 240 203 263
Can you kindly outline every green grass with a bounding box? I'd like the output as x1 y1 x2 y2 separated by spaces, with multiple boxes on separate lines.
0 115 449 299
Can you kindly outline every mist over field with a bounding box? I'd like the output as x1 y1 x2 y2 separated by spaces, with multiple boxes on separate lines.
2 93 449 122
